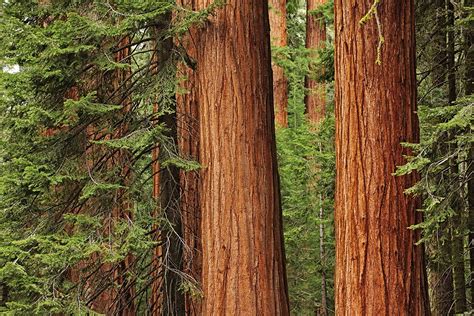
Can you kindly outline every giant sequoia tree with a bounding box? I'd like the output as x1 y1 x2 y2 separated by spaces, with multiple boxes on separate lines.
334 1 430 314
177 1 290 314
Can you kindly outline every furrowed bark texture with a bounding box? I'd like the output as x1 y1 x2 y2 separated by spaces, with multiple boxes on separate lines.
177 1 290 314
334 1 430 315
305 0 326 123
269 0 289 127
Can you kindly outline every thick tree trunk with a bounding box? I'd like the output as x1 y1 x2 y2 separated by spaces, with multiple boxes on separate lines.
305 0 326 124
269 0 289 127
177 1 290 314
334 1 430 315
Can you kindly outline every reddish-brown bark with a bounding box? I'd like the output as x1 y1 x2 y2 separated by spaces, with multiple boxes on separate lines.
177 1 290 314
269 0 289 127
305 0 326 124
334 1 430 315
149 36 164 316
150 110 164 316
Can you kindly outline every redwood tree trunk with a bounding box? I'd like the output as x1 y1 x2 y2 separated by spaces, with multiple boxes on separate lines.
305 0 326 123
269 0 289 127
177 1 290 314
334 1 430 315
150 36 164 315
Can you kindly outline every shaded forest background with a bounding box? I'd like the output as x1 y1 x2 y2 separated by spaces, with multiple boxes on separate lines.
0 0 472 315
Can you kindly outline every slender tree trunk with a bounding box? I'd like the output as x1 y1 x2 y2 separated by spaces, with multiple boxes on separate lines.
177 22 203 315
428 235 454 316
428 1 455 313
159 108 184 316
451 216 467 314
432 0 447 89
177 1 290 314
469 145 474 311
429 134 454 316
450 153 466 314
318 192 328 316
150 36 164 316
334 1 430 314
466 0 474 96
110 36 136 316
447 0 456 105
305 0 326 124
149 21 185 315
446 2 467 312
269 0 289 127
466 0 474 310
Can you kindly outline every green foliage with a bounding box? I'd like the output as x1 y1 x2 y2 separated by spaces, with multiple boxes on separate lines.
275 1 336 313
397 96 473 243
0 0 216 313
